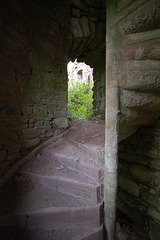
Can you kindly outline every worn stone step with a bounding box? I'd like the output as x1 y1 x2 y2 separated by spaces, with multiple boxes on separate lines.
20 149 96 185
19 171 103 203
0 129 70 189
121 90 160 111
65 120 105 166
0 204 103 229
0 225 103 240
119 108 159 141
66 120 105 145
122 29 160 45
120 108 159 127
123 60 160 71
48 137 101 167
68 139 104 165
120 70 160 93
73 225 103 240
50 152 104 182
0 175 95 217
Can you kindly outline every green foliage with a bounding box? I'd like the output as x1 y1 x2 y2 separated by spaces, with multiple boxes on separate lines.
68 81 93 120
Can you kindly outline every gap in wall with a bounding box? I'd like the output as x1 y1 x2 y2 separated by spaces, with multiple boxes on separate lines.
67 59 94 120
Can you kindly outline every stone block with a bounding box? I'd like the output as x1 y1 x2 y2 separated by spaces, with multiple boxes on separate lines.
118 174 139 197
147 206 160 223
29 118 37 124
25 138 40 148
54 118 68 129
141 190 160 209
39 133 46 140
80 16 90 37
22 106 33 117
151 159 160 170
118 200 148 227
48 110 54 118
149 188 159 195
43 121 50 127
19 124 28 130
152 136 160 148
130 164 151 183
29 128 40 139
22 128 30 135
54 110 67 118
151 172 160 187
36 121 43 127
120 0 160 35
119 151 148 166
88 21 105 50
45 131 54 137
70 18 83 38
33 104 47 120
149 220 160 240
37 125 51 131
29 123 34 128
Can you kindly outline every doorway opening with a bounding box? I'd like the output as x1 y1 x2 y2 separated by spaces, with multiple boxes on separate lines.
67 59 94 120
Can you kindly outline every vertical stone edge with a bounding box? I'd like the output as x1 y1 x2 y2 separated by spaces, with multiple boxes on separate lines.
104 1 119 239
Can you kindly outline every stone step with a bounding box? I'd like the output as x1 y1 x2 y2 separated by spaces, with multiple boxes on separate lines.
66 120 105 147
120 108 159 127
0 225 103 240
120 70 160 93
0 204 103 229
123 29 160 45
68 139 104 165
123 60 160 71
73 225 103 240
119 108 159 141
121 90 160 111
0 121 105 239
0 175 95 216
20 149 96 185
19 171 103 203
48 137 101 167
50 152 104 182
0 129 70 188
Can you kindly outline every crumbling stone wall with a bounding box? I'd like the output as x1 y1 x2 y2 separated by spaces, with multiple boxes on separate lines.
68 60 93 87
118 120 160 239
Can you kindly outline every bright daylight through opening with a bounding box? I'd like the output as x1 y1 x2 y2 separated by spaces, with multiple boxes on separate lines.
67 60 94 120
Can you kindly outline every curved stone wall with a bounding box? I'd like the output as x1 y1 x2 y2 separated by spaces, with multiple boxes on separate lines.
119 119 160 240
0 0 106 179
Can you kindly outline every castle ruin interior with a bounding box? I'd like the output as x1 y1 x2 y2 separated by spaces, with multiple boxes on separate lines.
0 0 160 239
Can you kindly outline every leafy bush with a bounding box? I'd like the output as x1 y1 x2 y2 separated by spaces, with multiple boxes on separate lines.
68 81 93 119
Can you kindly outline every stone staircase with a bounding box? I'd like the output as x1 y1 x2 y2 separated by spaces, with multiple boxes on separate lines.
0 120 105 240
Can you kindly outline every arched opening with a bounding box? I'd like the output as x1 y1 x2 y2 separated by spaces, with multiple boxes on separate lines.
67 59 94 120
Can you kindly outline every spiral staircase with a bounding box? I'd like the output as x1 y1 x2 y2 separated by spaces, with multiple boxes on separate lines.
0 120 105 240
